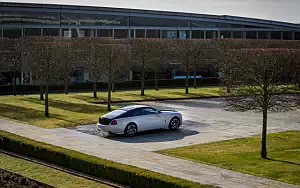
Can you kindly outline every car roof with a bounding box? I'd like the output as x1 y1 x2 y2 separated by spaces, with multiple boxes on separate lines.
119 105 150 111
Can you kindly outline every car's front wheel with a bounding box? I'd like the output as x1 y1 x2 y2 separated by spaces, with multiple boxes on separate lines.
169 117 181 131
124 123 138 137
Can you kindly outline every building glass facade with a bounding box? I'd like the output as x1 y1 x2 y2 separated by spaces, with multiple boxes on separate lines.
1 2 299 40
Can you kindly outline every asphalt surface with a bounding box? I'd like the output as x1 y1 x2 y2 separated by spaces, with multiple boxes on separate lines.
72 98 300 151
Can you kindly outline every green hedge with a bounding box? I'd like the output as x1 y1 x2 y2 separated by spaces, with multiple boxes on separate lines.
0 130 213 188
0 78 220 95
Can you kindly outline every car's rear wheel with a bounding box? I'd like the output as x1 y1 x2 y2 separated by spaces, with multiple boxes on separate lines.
169 117 181 131
125 123 138 137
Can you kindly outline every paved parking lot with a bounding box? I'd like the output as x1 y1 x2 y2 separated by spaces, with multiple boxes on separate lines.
72 98 300 151
1 98 299 187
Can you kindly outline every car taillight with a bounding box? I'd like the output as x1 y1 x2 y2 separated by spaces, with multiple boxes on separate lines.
111 119 117 125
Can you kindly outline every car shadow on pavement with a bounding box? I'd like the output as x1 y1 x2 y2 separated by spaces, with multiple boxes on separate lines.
108 128 199 143
70 122 201 143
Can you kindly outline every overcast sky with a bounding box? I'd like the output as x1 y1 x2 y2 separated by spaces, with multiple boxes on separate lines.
3 0 300 23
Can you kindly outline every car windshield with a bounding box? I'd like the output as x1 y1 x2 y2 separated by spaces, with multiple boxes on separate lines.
104 110 126 118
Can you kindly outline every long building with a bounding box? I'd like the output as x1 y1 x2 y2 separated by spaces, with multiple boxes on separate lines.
1 2 300 39
1 2 300 84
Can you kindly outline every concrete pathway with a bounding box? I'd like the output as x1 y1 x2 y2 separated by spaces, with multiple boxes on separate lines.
0 119 299 188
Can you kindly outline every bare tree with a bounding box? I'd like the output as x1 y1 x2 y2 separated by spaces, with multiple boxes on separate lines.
59 41 74 95
130 39 159 96
174 39 201 94
148 39 170 91
94 40 129 111
223 47 296 158
191 40 217 89
28 38 64 117
0 38 24 95
71 38 101 98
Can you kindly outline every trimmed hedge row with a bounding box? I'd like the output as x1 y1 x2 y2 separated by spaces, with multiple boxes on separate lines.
0 130 213 188
0 78 221 95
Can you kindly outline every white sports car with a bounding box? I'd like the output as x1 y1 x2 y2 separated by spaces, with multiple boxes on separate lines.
97 105 182 137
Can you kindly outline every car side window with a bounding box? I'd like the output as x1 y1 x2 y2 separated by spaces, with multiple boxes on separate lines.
122 109 143 118
141 108 157 115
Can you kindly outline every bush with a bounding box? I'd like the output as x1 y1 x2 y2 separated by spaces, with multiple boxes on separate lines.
0 130 212 188
0 78 220 95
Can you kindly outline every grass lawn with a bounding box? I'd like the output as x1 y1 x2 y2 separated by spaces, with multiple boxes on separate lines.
157 131 300 185
0 153 110 188
0 87 220 128
77 87 221 103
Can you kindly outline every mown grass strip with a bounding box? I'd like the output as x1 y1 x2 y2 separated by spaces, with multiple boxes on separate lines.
158 131 300 185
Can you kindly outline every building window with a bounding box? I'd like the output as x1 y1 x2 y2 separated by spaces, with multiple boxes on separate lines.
282 31 292 40
62 28 83 38
258 31 269 39
220 31 231 38
192 30 204 39
130 17 189 27
61 13 79 26
191 21 217 28
114 29 128 39
218 23 244 28
78 29 96 37
179 30 190 39
246 31 256 39
136 29 145 38
271 31 281 39
233 31 243 38
23 28 41 36
206 31 217 39
295 32 300 40
1 11 23 25
0 11 60 25
97 29 113 37
3 28 22 38
146 30 160 38
42 28 60 36
162 30 177 38
79 14 128 26
41 12 60 25
22 12 43 25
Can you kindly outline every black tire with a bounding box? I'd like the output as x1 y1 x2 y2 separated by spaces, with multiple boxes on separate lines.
169 117 181 131
124 123 138 137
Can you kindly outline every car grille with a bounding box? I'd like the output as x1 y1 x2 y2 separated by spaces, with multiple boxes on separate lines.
99 117 111 125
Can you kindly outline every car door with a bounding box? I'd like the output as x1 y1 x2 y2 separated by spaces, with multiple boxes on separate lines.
120 108 145 131
140 108 166 131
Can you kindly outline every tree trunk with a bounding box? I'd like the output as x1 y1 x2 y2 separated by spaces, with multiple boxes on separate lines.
93 82 97 98
185 63 189 94
40 85 44 101
261 106 268 158
44 84 49 117
107 81 112 111
107 59 112 111
64 78 68 95
112 82 115 92
154 70 158 91
226 82 231 93
193 67 197 89
13 69 17 96
141 70 145 96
